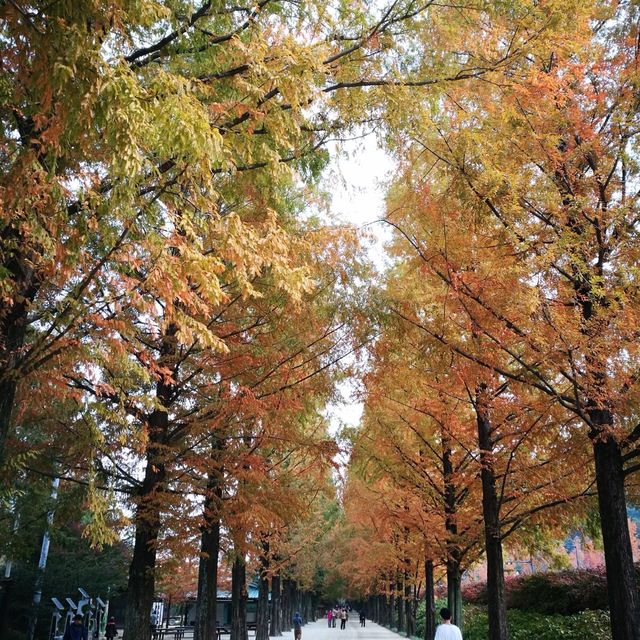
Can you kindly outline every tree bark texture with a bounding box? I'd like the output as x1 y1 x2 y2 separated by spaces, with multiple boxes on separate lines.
443 440 463 629
122 440 166 640
193 445 223 640
424 560 435 640
281 579 291 631
123 325 176 640
590 409 640 640
389 591 395 629
404 577 413 637
0 267 35 469
256 558 269 640
396 575 404 632
270 573 282 636
231 554 248 640
477 391 508 640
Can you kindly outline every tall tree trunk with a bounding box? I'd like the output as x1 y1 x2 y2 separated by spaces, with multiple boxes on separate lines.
281 579 291 631
306 592 312 622
193 440 223 640
282 579 288 631
590 409 640 640
122 456 165 640
424 560 435 640
0 265 36 469
477 388 508 640
443 439 463 629
123 323 178 640
122 412 168 640
256 550 269 640
231 553 248 640
389 587 395 629
396 574 404 632
404 576 413 637
445 562 462 630
442 436 462 628
269 572 282 636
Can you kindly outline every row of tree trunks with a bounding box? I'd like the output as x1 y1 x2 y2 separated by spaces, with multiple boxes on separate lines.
367 575 423 639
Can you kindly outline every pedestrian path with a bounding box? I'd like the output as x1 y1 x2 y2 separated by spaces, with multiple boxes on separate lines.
282 614 406 640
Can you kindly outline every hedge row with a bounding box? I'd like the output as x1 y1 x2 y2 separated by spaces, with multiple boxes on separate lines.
462 564 640 615
415 601 610 640
462 606 611 640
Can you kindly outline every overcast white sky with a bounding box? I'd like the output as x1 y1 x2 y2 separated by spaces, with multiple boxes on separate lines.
320 133 396 437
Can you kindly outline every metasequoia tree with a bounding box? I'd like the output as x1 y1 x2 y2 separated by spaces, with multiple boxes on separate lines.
381 2 640 637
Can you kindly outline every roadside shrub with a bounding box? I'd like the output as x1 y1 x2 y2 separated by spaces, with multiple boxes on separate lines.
463 606 610 640
415 598 447 638
462 562 640 614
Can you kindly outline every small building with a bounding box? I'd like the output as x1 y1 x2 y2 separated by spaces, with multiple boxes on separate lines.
182 583 262 628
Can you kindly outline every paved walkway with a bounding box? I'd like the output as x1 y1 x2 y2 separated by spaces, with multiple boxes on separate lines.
136 614 401 640
284 615 404 640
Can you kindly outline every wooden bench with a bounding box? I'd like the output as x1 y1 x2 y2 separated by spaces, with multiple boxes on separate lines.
151 627 188 640
216 625 231 640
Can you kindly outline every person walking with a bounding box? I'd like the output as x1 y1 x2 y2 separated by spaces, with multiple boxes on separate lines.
63 614 88 640
434 608 462 640
359 612 365 627
340 608 347 630
105 616 118 639
293 611 303 640
332 607 338 628
327 609 333 628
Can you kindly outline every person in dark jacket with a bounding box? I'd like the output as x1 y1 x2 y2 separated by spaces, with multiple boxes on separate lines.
293 611 303 640
63 614 88 640
105 616 118 639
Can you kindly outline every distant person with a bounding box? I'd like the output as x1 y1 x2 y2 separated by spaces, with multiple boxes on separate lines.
434 608 462 640
359 612 365 627
293 611 303 640
327 609 333 628
340 608 347 630
105 616 118 639
63 614 88 640
332 607 338 628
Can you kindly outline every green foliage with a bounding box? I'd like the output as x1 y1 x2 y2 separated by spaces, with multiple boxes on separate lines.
462 606 611 640
415 597 447 638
